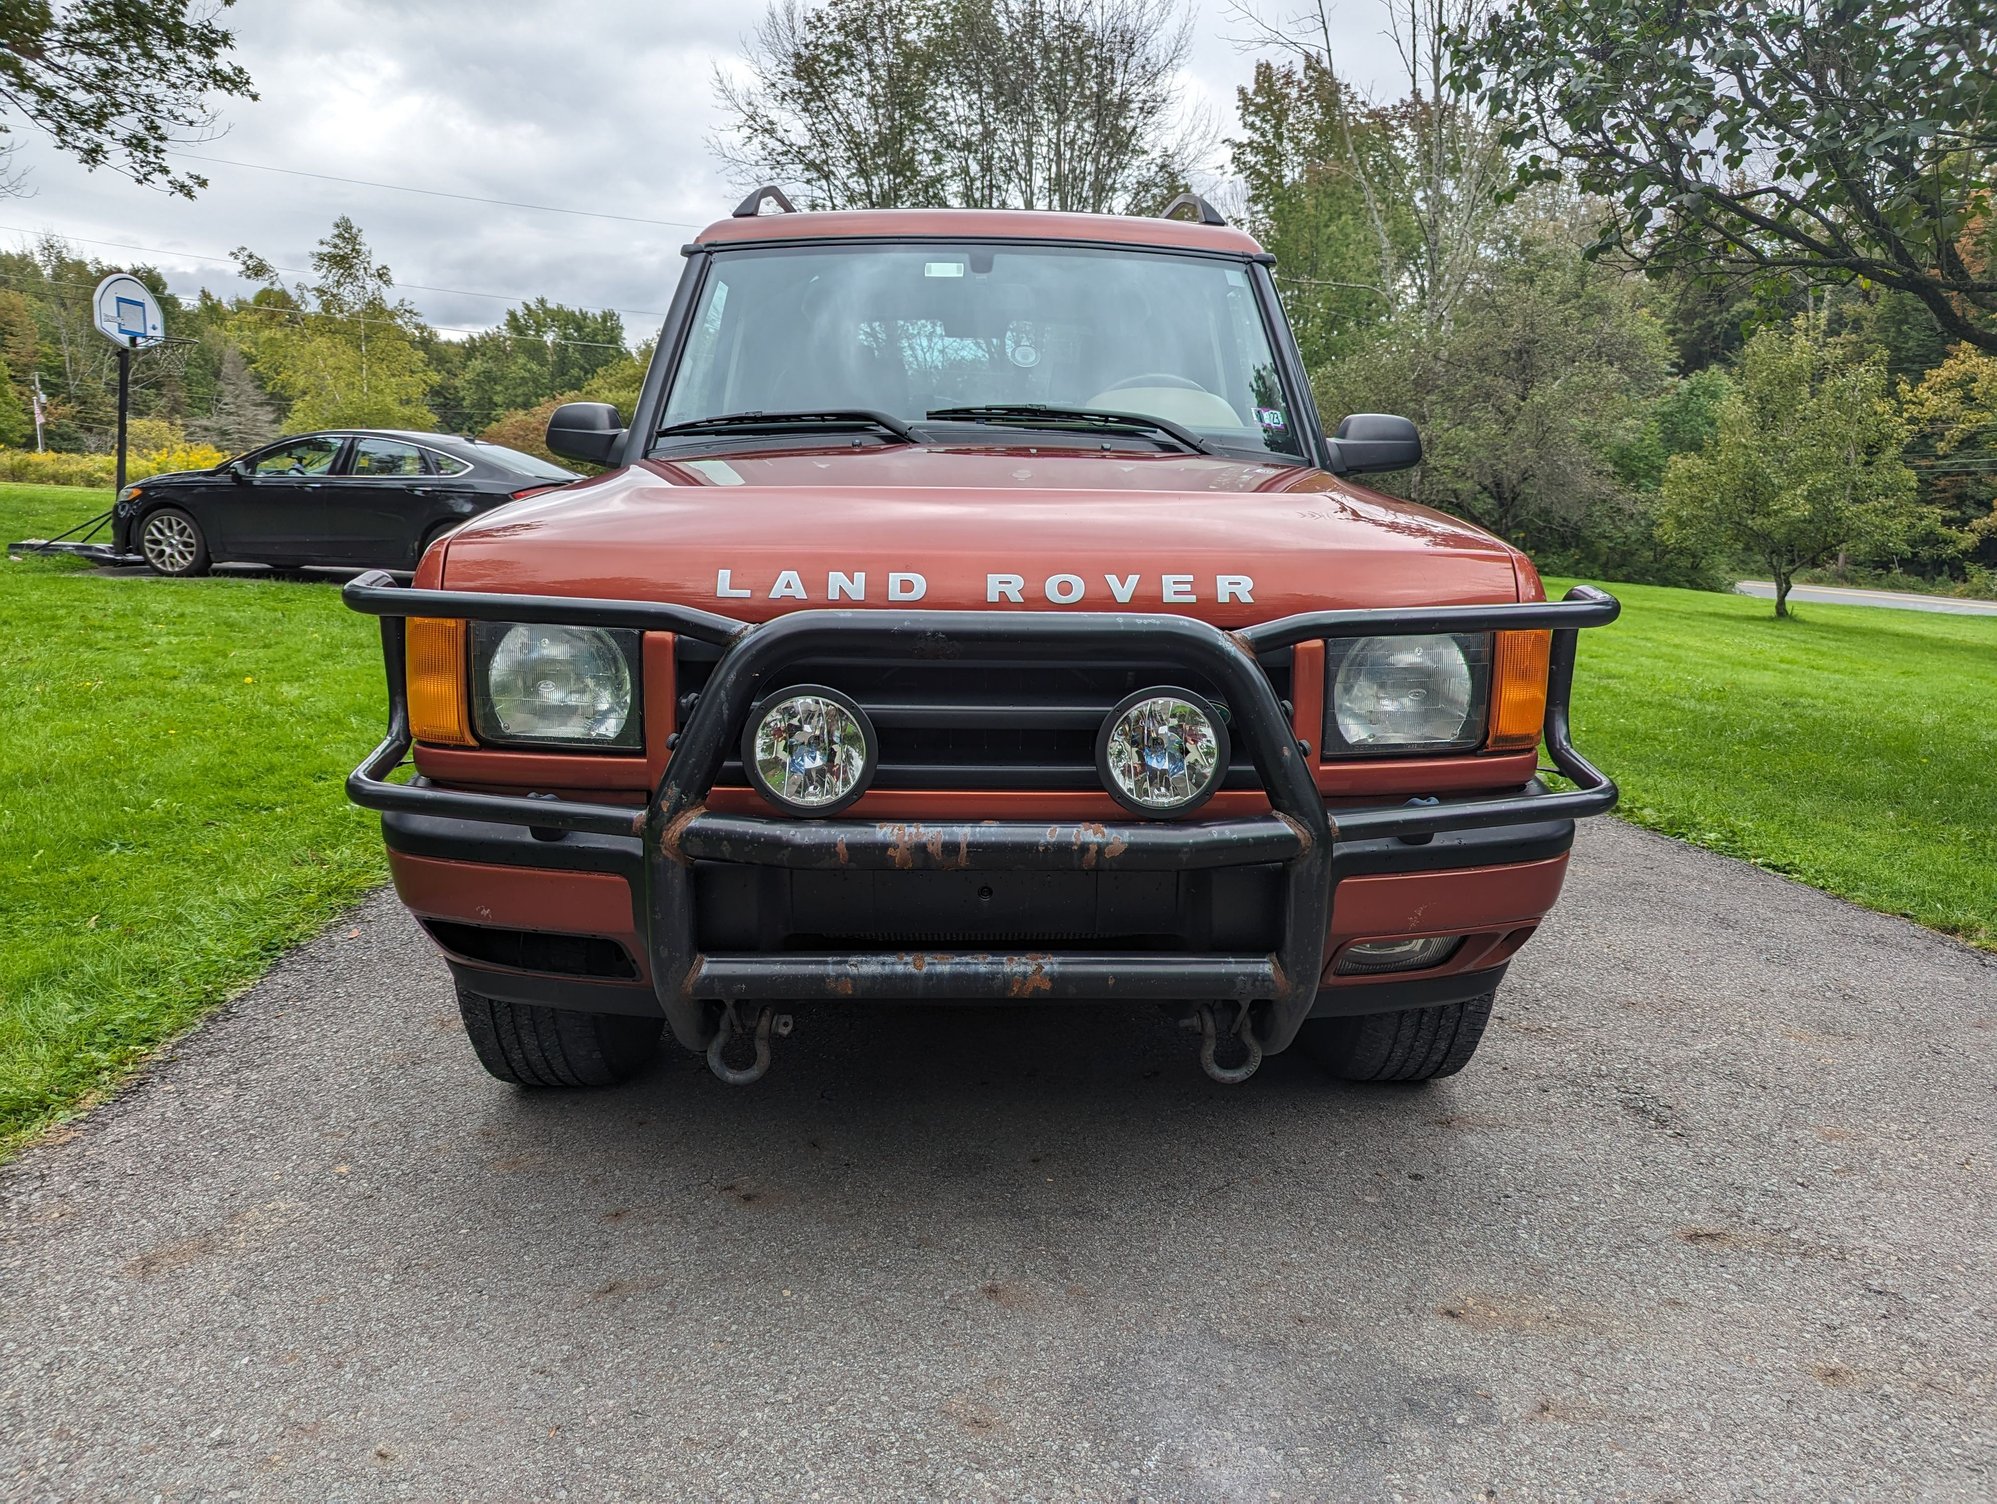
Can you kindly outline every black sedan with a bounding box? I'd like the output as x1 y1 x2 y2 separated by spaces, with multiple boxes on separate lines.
112 430 581 576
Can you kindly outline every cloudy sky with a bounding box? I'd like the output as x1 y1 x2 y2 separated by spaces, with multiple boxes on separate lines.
11 0 1408 342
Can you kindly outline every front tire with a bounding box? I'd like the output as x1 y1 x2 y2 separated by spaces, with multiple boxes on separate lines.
456 987 662 1087
1294 989 1495 1082
139 507 210 576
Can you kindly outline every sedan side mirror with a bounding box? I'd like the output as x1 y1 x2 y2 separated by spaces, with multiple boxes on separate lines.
1331 413 1422 475
546 402 626 468
228 461 253 484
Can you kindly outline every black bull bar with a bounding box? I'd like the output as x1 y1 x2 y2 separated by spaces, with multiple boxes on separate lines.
342 574 1619 1056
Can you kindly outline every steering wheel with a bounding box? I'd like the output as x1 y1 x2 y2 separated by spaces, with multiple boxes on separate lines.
1096 372 1210 393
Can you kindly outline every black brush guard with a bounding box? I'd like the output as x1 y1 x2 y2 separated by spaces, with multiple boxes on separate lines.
342 574 1618 1055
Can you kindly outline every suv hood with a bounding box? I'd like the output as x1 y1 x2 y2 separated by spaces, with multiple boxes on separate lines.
436 446 1526 622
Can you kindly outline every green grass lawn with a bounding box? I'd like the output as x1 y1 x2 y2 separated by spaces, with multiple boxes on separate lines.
0 482 1989 1156
1553 577 1995 950
2 483 386 1155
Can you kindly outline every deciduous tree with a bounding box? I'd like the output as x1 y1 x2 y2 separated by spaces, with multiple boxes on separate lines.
1451 0 1997 350
1659 322 1926 616
715 0 1204 213
0 0 256 196
230 217 436 432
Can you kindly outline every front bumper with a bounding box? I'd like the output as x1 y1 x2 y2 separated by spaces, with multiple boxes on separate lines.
343 575 1618 1055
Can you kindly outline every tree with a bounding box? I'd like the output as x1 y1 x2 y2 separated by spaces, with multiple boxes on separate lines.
1899 344 1997 563
0 356 29 445
715 0 948 209
1232 0 1510 334
191 343 277 453
0 1 256 196
452 300 628 432
1659 322 1925 616
231 217 437 431
935 0 1200 213
1228 60 1405 370
1319 209 1672 556
715 0 1203 213
1451 1 1997 351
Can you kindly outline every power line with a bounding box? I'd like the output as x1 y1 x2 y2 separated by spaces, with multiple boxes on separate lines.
0 224 669 321
169 151 707 232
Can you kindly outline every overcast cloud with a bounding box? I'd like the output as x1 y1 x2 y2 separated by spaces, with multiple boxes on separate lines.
8 0 1407 342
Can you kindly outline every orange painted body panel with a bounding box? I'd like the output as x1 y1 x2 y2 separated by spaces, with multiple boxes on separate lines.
432 448 1523 623
696 206 1267 258
386 846 1565 996
389 852 647 980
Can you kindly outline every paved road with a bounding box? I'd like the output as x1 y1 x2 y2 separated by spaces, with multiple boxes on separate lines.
2 821 1991 1502
1735 580 1997 616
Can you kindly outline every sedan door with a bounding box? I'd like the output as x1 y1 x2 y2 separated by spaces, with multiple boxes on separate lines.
314 436 443 566
210 436 349 560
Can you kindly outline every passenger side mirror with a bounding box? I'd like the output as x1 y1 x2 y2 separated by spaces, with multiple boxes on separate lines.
546 402 626 468
1331 413 1422 475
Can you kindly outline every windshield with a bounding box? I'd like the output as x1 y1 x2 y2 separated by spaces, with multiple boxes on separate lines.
658 242 1304 459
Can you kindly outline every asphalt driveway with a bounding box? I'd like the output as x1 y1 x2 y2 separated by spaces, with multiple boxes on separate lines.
2 820 1991 1502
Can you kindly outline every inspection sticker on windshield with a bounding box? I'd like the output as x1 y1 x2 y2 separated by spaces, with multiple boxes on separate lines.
1257 408 1287 429
925 261 966 277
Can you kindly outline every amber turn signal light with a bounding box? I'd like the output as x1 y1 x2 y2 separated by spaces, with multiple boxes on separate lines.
407 617 476 746
1486 629 1550 751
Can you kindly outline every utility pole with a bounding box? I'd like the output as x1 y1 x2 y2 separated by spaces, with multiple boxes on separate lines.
31 372 45 452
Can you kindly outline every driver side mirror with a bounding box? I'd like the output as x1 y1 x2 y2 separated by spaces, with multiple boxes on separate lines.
228 460 253 484
547 402 626 468
1331 413 1422 475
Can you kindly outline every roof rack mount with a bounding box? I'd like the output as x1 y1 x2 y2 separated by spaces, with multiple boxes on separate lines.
1160 192 1227 228
734 185 799 219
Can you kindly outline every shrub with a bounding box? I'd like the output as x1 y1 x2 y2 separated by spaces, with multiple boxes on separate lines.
0 444 230 488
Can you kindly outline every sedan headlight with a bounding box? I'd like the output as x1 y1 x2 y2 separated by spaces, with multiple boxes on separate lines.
1326 633 1490 755
471 622 641 749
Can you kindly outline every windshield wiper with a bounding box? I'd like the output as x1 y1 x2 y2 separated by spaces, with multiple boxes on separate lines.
923 404 1216 456
657 409 916 444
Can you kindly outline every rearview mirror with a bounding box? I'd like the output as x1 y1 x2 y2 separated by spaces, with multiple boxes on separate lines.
1331 413 1422 475
546 402 626 467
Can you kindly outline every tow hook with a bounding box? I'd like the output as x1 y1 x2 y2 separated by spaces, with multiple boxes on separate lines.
1192 1002 1263 1084
705 1002 793 1086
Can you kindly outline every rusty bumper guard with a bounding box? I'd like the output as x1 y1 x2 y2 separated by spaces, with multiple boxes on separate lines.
342 574 1619 1057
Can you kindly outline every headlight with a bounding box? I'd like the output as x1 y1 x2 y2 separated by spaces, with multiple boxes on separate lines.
1096 687 1230 815
471 622 640 749
743 685 876 816
1326 633 1490 755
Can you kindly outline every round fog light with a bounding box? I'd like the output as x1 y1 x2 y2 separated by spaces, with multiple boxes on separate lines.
742 685 876 816
1096 687 1230 816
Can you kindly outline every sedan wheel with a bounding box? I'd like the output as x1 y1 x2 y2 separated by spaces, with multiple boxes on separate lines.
140 508 210 577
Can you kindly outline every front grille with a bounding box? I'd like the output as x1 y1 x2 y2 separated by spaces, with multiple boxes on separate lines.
677 645 1293 791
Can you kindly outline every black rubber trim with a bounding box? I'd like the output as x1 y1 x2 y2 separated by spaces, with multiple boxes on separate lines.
381 794 644 879
441 958 662 1018
1307 963 1509 1020
1331 803 1573 877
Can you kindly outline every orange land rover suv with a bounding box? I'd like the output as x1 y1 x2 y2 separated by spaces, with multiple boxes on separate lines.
343 190 1618 1090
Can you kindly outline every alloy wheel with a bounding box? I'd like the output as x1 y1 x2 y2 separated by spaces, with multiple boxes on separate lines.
142 513 197 573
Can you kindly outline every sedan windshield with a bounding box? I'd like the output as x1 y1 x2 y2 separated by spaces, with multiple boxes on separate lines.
658 243 1304 459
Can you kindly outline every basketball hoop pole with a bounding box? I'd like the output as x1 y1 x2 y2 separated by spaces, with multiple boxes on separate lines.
114 336 133 494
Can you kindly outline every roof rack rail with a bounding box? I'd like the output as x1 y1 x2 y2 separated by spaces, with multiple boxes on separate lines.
733 185 799 219
1159 192 1227 228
